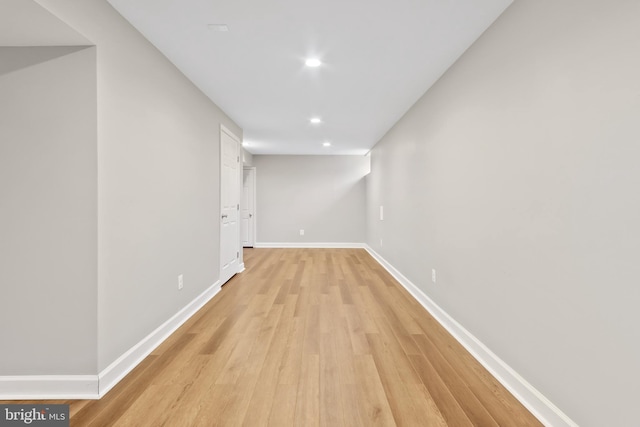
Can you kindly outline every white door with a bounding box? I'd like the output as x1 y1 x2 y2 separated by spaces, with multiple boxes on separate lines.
241 167 256 247
220 126 241 285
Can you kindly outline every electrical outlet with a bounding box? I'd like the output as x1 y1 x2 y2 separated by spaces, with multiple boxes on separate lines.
380 206 384 221
300 229 305 236
178 274 183 290
431 269 436 283
380 238 383 246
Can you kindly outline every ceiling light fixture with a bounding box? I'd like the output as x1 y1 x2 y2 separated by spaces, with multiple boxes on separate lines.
323 142 331 147
305 58 322 67
310 117 322 124
207 24 229 32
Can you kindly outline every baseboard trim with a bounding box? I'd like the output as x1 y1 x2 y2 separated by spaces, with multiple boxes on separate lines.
0 248 575 426
364 246 577 427
254 242 366 249
98 280 222 397
0 375 98 400
0 280 223 400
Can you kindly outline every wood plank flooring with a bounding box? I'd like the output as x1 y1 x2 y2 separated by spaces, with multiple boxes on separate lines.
2 248 543 426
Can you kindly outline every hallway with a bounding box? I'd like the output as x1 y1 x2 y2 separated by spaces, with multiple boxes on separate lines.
6 249 542 425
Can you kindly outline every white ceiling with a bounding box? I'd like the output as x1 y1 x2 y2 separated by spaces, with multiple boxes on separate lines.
106 0 512 155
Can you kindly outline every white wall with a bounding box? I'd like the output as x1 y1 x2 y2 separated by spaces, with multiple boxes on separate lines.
0 46 97 375
242 147 253 166
254 155 368 244
366 0 640 425
36 0 242 372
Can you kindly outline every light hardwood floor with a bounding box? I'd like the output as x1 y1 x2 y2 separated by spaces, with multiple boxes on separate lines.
3 248 543 426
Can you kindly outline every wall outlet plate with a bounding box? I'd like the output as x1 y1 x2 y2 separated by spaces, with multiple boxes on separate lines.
178 274 184 290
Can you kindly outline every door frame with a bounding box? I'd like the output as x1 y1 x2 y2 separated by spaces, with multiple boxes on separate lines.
219 124 243 285
242 166 257 247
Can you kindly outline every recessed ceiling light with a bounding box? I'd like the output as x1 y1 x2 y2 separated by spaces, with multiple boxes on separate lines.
323 142 331 147
305 58 322 67
207 24 229 32
310 117 322 124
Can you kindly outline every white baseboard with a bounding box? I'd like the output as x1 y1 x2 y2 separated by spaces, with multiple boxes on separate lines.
254 242 366 248
98 280 222 397
364 246 577 427
0 280 223 401
0 375 98 400
0 248 575 427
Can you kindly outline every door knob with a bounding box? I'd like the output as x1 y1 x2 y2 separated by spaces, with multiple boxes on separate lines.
222 214 228 219
249 214 253 218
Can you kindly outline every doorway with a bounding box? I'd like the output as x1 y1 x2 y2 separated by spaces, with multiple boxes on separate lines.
241 167 256 247
219 125 241 285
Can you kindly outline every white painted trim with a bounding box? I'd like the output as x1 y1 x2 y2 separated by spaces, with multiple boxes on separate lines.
0 280 222 401
0 279 222 401
220 124 240 143
238 262 245 273
364 246 577 427
220 124 243 286
98 280 222 397
242 166 257 248
254 242 366 249
0 247 575 426
0 375 98 400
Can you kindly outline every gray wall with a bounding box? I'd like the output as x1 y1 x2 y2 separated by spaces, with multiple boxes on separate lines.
0 46 97 374
36 0 242 372
254 155 368 244
366 0 640 425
